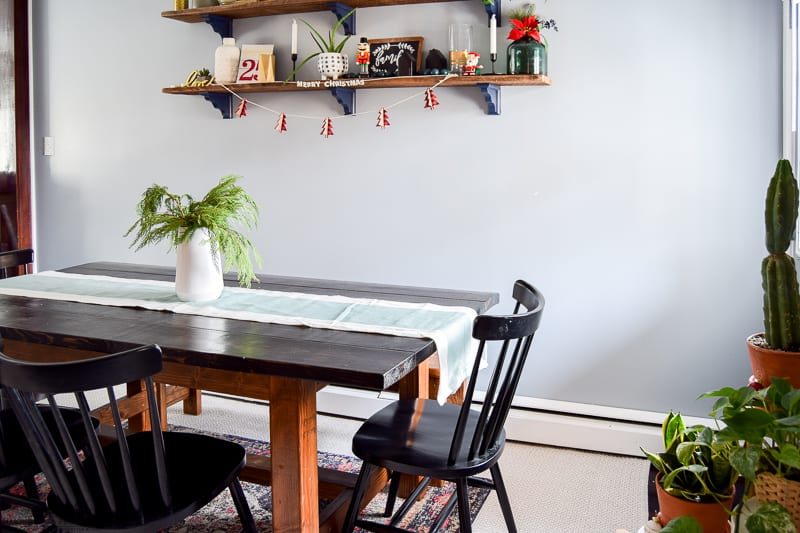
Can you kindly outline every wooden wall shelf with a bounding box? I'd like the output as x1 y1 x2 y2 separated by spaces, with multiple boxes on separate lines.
162 1 465 22
162 74 551 116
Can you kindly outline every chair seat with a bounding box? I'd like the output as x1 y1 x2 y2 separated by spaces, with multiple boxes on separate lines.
352 398 505 480
48 431 247 531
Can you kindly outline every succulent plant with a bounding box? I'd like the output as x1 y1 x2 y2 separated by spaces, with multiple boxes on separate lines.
762 159 800 351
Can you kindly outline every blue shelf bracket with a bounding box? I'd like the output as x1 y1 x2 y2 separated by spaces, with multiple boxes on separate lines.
329 87 355 115
476 83 501 115
201 14 233 39
328 2 356 35
202 92 234 119
484 1 501 26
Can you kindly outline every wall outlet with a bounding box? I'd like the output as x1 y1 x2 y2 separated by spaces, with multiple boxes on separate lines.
43 137 54 156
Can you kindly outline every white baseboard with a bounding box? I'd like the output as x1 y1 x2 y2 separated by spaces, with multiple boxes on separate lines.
316 386 706 457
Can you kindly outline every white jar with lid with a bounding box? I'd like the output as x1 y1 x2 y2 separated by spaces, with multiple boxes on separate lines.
214 37 240 83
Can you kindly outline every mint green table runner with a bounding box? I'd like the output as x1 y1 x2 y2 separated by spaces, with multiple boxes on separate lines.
0 271 479 404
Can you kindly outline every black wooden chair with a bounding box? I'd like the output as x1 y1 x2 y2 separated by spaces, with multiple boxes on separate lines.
0 344 257 532
342 280 545 533
0 248 33 279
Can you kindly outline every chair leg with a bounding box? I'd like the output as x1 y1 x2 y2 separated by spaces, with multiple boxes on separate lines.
384 471 401 517
227 478 257 533
342 463 375 533
490 464 517 533
455 477 472 533
22 474 45 524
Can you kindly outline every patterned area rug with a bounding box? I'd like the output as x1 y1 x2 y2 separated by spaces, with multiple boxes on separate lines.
2 426 490 532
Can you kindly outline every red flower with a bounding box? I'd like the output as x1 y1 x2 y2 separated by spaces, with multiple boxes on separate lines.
507 16 542 43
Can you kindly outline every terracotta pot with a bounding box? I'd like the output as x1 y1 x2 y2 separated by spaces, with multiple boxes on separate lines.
655 475 732 533
747 333 800 388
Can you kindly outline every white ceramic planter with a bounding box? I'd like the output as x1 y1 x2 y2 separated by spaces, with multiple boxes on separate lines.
318 52 348 80
175 228 224 302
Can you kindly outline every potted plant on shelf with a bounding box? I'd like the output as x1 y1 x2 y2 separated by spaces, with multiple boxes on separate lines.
505 4 558 76
125 175 261 302
288 7 355 81
749 159 800 388
701 378 800 532
641 412 739 532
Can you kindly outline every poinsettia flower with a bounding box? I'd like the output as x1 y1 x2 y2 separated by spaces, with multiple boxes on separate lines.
507 16 542 43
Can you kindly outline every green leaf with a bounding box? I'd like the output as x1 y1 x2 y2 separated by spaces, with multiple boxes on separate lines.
661 516 703 533
746 501 797 533
730 446 760 482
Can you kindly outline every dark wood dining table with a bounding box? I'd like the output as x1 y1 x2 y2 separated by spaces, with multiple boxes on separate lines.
0 262 498 533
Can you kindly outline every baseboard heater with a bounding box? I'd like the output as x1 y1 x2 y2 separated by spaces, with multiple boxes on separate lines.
315 386 711 457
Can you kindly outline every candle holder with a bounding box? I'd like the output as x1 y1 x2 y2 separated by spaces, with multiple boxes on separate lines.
490 53 497 74
291 53 298 81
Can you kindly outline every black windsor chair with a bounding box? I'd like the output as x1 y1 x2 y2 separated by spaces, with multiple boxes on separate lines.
0 248 33 280
0 344 257 532
342 280 544 533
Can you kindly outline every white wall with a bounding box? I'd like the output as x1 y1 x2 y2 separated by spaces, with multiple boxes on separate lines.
30 0 781 418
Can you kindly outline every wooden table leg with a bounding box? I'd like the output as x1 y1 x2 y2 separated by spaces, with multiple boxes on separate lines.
269 376 319 533
396 357 430 498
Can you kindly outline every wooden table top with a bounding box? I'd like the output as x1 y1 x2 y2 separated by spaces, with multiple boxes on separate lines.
0 262 499 390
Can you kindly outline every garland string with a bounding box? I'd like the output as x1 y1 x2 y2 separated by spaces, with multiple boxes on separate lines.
216 74 457 121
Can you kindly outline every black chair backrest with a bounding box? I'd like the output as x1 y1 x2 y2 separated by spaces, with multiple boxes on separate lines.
448 280 544 465
0 345 169 523
0 248 33 278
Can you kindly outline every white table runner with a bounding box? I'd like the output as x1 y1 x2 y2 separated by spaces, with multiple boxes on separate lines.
0 271 479 404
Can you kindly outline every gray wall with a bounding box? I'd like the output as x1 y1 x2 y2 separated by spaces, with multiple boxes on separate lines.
31 0 781 417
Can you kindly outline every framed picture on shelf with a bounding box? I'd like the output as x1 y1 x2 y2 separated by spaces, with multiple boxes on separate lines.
237 44 275 83
368 36 424 77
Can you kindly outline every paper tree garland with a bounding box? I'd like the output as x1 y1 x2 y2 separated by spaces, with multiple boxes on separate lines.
235 99 248 118
275 113 287 133
376 107 390 129
213 74 455 137
321 117 334 138
424 88 439 110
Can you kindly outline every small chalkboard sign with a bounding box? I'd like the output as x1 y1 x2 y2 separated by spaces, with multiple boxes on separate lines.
368 36 424 77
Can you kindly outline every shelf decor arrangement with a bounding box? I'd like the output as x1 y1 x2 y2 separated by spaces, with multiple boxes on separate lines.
160 0 552 117
125 175 261 301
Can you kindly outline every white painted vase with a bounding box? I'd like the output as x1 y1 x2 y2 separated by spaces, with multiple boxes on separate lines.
318 52 348 80
175 228 224 302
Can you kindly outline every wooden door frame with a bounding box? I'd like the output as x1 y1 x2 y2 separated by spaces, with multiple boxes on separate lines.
12 0 31 249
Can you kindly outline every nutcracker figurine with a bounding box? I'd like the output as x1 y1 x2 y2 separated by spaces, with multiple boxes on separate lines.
357 37 370 77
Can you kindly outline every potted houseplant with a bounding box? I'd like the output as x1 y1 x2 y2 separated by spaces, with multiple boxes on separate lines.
125 175 261 302
505 4 558 76
287 7 355 81
749 159 800 388
641 412 739 532
701 378 800 532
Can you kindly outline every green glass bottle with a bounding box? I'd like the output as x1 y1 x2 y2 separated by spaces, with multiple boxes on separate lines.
506 37 547 75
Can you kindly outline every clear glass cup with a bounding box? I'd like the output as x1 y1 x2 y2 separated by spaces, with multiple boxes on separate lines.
448 23 473 74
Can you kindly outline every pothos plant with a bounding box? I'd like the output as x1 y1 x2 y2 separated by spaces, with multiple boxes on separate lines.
125 175 262 287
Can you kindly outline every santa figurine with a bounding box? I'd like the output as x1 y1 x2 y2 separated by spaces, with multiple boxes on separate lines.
357 37 370 77
462 51 481 76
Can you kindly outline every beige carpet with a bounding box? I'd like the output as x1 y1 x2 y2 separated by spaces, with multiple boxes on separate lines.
166 393 651 533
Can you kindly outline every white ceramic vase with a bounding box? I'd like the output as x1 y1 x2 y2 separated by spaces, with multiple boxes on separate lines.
318 52 348 80
175 228 224 302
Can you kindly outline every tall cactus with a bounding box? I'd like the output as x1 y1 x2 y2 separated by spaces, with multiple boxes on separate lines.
763 159 800 350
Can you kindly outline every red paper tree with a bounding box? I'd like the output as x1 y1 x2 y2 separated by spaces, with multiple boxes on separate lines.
376 107 390 129
235 99 248 118
275 112 287 133
424 88 439 110
321 117 334 138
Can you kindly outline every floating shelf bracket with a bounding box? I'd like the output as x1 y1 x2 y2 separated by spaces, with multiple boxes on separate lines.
476 83 500 115
202 92 234 119
201 14 233 39
328 2 356 35
484 1 501 26
329 87 355 114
